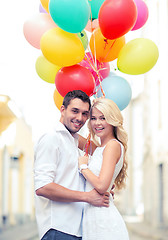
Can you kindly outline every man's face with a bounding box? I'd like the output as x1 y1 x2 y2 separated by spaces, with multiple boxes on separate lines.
60 98 90 134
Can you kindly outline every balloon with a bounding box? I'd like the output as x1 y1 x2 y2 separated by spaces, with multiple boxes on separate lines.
49 0 90 33
23 13 57 49
85 19 99 32
77 30 88 50
117 38 159 75
98 0 137 39
131 0 149 31
88 0 106 20
40 0 49 13
39 3 47 13
89 28 125 62
55 65 95 97
35 55 61 83
79 52 110 86
40 27 85 67
97 72 132 111
53 89 64 109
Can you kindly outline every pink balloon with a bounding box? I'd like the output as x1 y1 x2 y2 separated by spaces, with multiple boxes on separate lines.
85 19 99 32
131 0 149 31
23 13 57 49
79 52 110 86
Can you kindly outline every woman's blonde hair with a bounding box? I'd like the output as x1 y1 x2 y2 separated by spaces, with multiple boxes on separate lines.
88 98 128 190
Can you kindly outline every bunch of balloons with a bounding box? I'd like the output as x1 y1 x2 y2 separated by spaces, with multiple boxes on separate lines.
23 0 159 111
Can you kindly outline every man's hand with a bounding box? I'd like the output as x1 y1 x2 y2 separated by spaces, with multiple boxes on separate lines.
110 184 115 199
87 189 109 207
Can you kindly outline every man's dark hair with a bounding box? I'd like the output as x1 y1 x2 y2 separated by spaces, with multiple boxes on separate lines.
63 90 91 110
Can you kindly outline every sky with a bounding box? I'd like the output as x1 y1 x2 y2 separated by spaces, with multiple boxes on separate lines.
0 0 60 141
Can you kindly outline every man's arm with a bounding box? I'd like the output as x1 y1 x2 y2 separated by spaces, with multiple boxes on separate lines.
36 182 109 207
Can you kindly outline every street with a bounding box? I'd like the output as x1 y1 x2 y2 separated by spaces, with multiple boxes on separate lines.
129 230 153 240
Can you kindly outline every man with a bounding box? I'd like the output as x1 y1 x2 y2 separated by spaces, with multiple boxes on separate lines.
34 90 110 240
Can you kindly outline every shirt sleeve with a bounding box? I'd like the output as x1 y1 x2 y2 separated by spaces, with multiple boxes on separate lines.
34 133 59 191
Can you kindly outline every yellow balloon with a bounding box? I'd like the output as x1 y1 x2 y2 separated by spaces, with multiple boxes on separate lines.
53 89 64 110
40 27 85 67
117 38 159 75
40 0 49 13
35 55 61 83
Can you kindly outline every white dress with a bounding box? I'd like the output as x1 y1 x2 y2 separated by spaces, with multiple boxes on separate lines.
82 140 129 240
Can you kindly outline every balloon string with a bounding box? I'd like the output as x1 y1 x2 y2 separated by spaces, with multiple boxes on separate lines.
89 5 94 33
89 8 98 70
103 39 117 62
86 5 105 97
84 133 91 156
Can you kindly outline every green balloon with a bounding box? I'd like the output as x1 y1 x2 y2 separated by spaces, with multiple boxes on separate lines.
77 30 88 50
88 0 106 19
49 0 90 33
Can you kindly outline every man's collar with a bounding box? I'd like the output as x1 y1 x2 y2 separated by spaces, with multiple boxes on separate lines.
54 121 78 139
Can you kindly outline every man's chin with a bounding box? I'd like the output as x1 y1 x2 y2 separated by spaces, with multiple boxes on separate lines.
65 125 80 134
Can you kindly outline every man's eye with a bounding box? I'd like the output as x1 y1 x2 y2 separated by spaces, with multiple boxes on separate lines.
72 110 78 113
91 117 96 120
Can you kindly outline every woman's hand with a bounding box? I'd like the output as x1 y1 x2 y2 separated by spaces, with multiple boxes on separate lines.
78 155 89 167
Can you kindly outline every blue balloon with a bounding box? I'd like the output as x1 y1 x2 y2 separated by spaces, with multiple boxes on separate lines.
49 0 90 33
97 72 132 110
88 0 106 19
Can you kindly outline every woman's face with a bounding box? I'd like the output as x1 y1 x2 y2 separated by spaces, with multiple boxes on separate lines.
90 107 113 139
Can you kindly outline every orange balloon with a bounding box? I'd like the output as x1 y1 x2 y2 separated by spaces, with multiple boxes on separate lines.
89 28 125 62
40 0 49 13
53 89 64 110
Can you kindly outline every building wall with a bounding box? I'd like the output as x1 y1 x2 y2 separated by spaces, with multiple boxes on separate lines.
123 0 168 227
0 117 35 227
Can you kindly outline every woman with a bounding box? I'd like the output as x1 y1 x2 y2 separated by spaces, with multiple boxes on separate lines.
78 98 129 240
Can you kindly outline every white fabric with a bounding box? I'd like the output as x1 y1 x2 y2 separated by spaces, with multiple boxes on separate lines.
34 121 84 239
82 140 130 240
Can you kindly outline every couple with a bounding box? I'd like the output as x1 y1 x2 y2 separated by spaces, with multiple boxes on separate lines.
34 90 129 240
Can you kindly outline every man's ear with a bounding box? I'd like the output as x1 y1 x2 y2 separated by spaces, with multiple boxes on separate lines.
60 105 65 113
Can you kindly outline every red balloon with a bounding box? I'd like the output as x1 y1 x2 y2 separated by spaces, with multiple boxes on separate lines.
55 65 95 97
99 0 137 39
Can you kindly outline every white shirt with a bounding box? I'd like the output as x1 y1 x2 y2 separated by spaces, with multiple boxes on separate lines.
34 121 84 239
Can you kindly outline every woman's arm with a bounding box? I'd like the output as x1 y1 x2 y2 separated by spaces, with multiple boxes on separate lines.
78 134 97 155
79 140 121 194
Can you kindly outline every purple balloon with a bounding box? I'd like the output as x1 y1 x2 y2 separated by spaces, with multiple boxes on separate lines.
39 3 47 13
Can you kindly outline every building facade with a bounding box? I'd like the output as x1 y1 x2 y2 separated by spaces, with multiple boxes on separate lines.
120 0 168 228
0 95 35 228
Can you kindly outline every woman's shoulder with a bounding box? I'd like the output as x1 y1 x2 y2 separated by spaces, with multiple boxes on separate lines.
103 139 122 155
106 138 122 147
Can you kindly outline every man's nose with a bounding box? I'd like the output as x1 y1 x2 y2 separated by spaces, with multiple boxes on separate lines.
76 113 83 121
